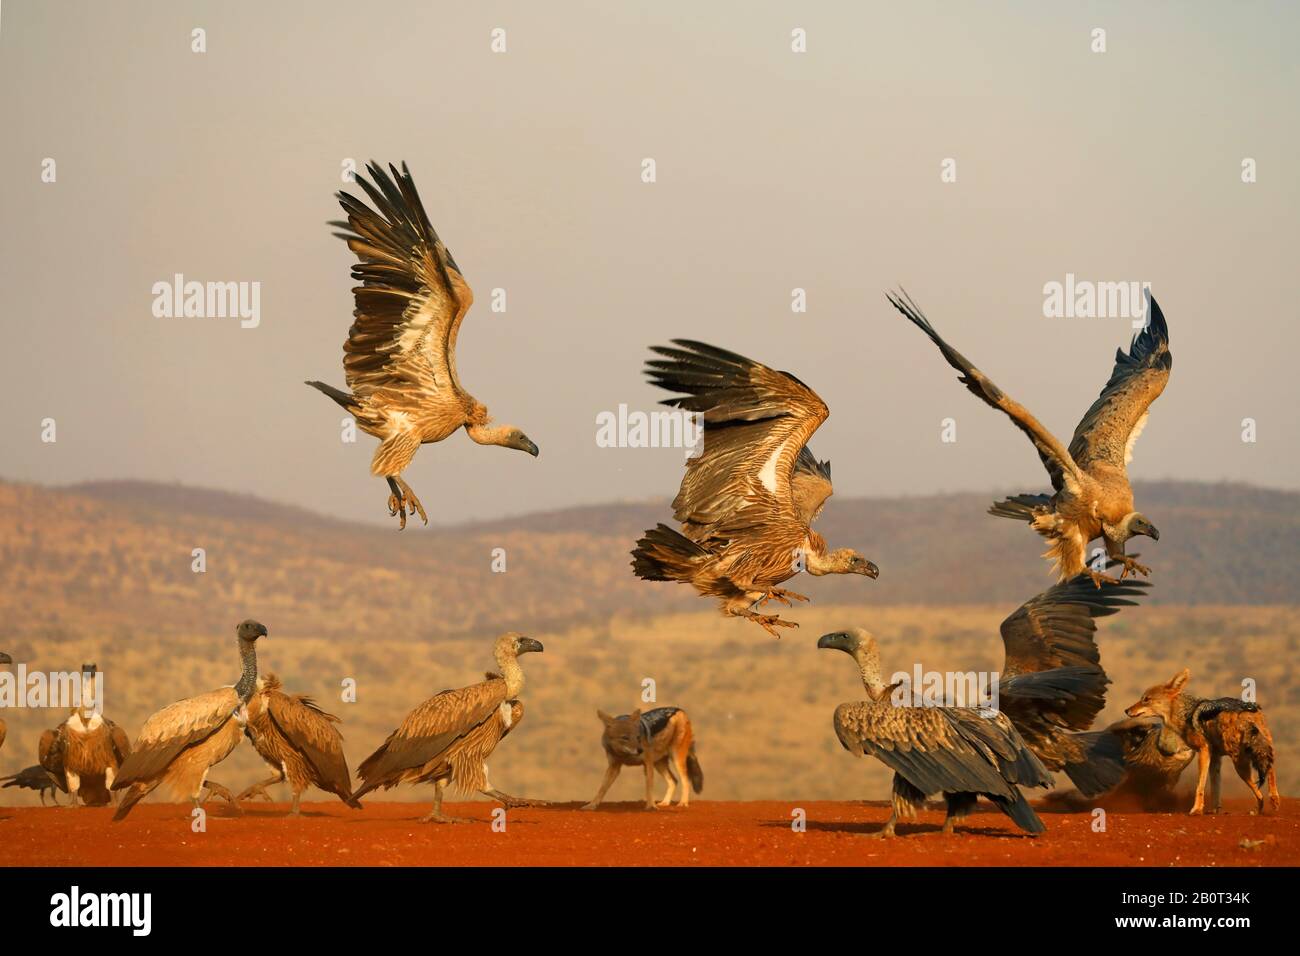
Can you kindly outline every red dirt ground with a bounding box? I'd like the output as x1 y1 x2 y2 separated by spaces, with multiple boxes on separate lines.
1 798 1295 867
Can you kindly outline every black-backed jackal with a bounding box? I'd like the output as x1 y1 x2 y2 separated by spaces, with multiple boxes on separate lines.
582 707 703 810
1126 668 1280 816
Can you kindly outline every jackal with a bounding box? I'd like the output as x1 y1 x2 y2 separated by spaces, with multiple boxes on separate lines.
581 707 703 810
1126 669 1280 815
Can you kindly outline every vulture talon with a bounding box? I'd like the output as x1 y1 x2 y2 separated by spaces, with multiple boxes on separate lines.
418 812 474 824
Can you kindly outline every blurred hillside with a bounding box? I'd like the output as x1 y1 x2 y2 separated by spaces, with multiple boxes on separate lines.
0 478 1296 807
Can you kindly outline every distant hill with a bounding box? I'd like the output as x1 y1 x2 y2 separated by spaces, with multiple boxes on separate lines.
0 478 1294 650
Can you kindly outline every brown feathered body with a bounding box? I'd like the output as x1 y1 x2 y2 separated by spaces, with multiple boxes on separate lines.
890 290 1170 581
244 674 355 804
631 341 876 631
357 682 523 796
113 687 245 802
1104 716 1195 810
41 710 131 806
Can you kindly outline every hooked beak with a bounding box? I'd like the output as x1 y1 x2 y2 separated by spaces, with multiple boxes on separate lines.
521 438 540 458
860 560 880 579
516 636 544 654
817 631 852 653
1146 525 1160 541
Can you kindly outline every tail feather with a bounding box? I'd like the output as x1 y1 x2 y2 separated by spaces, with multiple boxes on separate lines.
990 789 1046 834
686 747 704 794
305 380 359 412
631 524 710 583
989 493 1053 522
1062 730 1128 798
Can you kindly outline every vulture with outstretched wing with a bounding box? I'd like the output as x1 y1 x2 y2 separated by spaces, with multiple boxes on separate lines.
819 629 1053 837
888 288 1170 584
307 162 538 529
239 674 359 815
996 573 1148 796
631 341 878 636
352 633 542 823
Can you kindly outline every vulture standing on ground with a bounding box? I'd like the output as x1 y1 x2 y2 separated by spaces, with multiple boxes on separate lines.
306 162 539 529
353 632 541 823
888 288 1170 585
39 664 132 807
818 628 1053 837
631 341 878 636
0 651 9 755
1 765 64 805
111 620 266 821
238 673 359 814
994 574 1149 796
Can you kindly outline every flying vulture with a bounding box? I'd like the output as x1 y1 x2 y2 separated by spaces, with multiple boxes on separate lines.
307 162 539 529
1 765 64 805
111 620 266 821
353 632 542 823
39 664 132 807
631 341 878 636
0 651 9 755
888 288 1171 585
992 573 1150 796
238 673 359 814
818 628 1052 837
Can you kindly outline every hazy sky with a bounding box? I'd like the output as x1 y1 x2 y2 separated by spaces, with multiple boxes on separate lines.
2 1 1297 524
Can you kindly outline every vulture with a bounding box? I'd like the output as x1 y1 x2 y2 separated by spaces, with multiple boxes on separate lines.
111 620 266 821
307 162 539 529
353 632 541 823
39 664 132 807
994 573 1149 796
1 765 64 805
888 288 1170 585
0 650 9 755
238 673 359 815
631 341 878 636
1100 715 1195 811
818 629 1052 837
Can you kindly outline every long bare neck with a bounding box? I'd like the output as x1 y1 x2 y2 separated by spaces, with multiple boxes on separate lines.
233 639 259 702
466 422 514 447
851 648 885 697
495 652 525 697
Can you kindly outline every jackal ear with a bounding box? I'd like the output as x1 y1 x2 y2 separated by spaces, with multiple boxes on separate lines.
1168 668 1191 692
597 709 615 725
629 708 642 719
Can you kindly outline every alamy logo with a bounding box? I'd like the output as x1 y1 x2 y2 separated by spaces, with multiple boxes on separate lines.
151 273 261 328
595 404 704 457
0 668 103 712
49 886 151 936
1042 273 1150 325
890 665 1000 712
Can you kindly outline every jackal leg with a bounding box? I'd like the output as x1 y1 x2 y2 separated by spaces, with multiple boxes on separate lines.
582 762 622 810
1208 756 1223 814
656 761 677 808
1189 746 1211 815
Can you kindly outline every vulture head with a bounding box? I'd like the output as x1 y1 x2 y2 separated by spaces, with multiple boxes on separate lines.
1118 512 1160 543
503 428 540 458
0 651 11 665
494 632 544 661
809 548 879 578
817 627 889 698
237 620 269 643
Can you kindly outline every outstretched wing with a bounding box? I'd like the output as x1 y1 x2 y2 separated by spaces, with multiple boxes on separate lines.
268 690 353 798
833 703 1052 799
888 289 1081 495
645 340 829 539
332 161 473 407
1068 292 1171 472
356 679 506 786
1000 574 1149 678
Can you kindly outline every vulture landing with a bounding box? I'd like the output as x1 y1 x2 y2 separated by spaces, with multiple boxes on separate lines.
818 629 1052 837
111 620 267 821
239 673 359 815
631 341 877 637
353 632 543 823
40 665 132 807
307 162 538 530
889 288 1170 585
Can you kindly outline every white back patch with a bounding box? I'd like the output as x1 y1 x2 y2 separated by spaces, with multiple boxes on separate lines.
1124 411 1148 464
499 701 513 730
757 445 782 493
